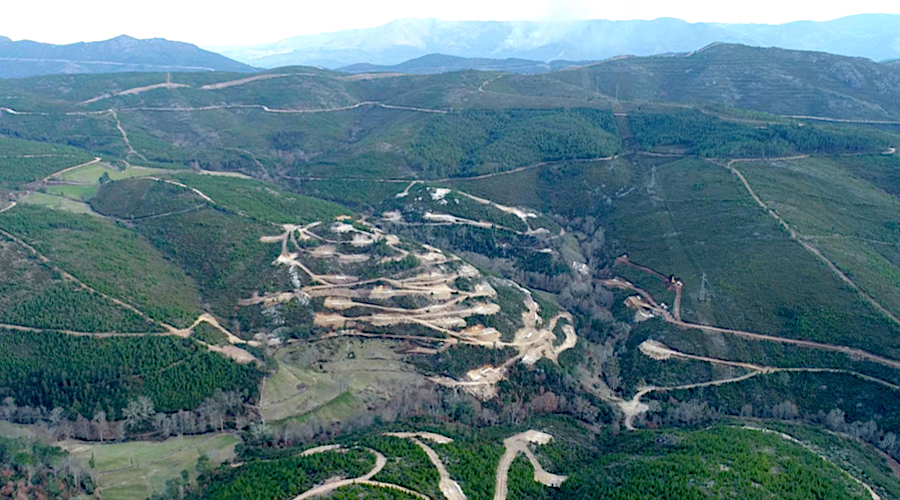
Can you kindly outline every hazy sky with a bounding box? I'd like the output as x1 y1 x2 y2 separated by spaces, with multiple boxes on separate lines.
4 0 899 47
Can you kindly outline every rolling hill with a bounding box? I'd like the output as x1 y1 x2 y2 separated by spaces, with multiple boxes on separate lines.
0 35 257 78
550 43 900 120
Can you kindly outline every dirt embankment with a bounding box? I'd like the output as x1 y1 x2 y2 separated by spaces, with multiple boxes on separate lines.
250 220 578 400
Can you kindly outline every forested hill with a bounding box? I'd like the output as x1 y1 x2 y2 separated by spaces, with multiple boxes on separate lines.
549 43 900 120
0 35 257 78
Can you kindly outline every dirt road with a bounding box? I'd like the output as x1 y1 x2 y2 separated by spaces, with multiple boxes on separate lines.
781 115 900 125
118 101 448 115
716 157 900 327
601 277 900 371
385 433 466 500
292 448 387 500
110 109 147 161
80 74 297 104
81 82 190 105
742 426 882 500
144 177 215 203
618 340 900 429
436 156 616 183
199 74 290 90
493 431 566 500
641 340 899 389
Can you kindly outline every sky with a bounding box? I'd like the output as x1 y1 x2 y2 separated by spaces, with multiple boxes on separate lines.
4 0 900 47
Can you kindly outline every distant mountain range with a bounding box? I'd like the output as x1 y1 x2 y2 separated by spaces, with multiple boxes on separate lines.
338 53 589 75
212 14 900 69
0 35 256 78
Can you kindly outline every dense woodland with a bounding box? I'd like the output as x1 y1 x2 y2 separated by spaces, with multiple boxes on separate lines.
0 436 92 499
0 204 202 327
409 108 622 177
184 449 374 500
0 136 94 188
629 110 894 156
0 330 262 420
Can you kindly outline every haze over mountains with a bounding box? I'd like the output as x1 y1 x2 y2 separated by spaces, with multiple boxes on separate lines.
0 35 256 78
213 14 900 69
338 53 590 75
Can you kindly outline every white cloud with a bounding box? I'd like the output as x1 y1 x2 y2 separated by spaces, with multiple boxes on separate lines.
3 0 899 46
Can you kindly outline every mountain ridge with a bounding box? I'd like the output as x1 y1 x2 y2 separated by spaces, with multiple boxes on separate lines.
549 42 900 120
338 53 590 74
212 14 900 68
0 35 256 78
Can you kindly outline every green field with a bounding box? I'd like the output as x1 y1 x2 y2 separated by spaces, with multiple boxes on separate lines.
20 191 97 214
263 339 424 423
43 183 99 201
58 162 174 184
63 433 240 500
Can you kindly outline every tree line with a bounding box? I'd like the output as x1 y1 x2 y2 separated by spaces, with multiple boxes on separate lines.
0 330 262 420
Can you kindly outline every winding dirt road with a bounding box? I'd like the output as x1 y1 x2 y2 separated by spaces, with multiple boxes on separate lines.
384 433 466 500
493 431 567 500
291 447 430 500
716 157 900 327
41 157 102 183
292 447 387 500
602 277 900 371
615 339 900 430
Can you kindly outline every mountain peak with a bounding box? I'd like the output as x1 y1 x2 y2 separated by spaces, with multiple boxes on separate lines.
0 36 11 43
0 35 256 78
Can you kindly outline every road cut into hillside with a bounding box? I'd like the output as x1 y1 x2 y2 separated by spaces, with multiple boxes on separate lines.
248 218 579 400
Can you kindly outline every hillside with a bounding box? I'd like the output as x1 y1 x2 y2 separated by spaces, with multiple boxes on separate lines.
339 54 588 75
0 35 256 78
213 14 900 68
550 43 900 120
